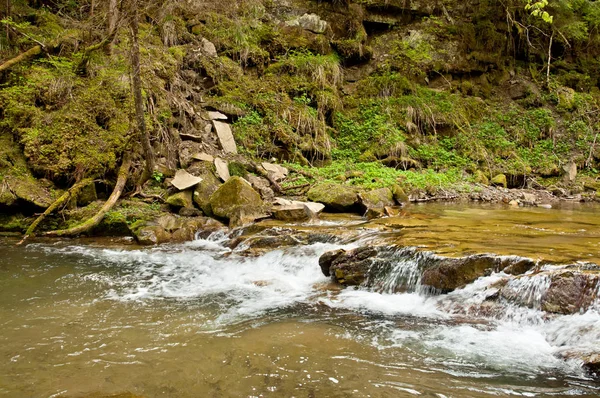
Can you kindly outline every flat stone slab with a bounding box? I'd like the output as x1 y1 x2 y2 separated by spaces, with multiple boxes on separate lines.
214 158 231 182
171 169 202 191
208 111 228 120
213 121 237 154
192 152 214 162
261 162 288 181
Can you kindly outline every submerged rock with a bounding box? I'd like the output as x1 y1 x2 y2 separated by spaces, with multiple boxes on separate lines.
209 176 268 227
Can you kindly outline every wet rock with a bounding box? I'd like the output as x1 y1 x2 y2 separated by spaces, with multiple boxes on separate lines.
133 225 172 245
171 216 224 242
304 201 325 216
319 247 378 286
501 257 536 275
272 204 313 221
307 183 359 212
193 173 221 217
166 190 194 208
582 354 600 378
213 121 237 154
365 207 386 220
214 158 231 182
358 188 394 214
171 169 202 191
156 214 184 232
541 271 599 315
509 199 519 207
491 174 507 188
421 255 501 293
209 176 268 227
3 175 54 209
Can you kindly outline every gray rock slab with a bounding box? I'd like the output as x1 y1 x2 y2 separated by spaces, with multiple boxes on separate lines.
214 158 231 182
192 152 215 162
213 121 237 154
171 169 203 191
261 162 288 181
208 111 228 120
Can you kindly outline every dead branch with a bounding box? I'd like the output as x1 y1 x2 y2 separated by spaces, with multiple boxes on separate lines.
0 45 42 72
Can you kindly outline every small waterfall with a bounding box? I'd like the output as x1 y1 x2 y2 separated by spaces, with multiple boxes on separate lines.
501 273 552 310
365 247 433 294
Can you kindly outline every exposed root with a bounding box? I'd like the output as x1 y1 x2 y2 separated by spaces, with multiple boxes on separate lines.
16 178 95 245
42 155 132 237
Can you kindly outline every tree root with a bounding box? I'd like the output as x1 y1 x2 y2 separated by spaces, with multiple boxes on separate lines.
16 178 95 245
42 155 132 237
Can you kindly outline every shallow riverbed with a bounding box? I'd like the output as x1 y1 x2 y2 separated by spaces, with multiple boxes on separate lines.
1 203 599 397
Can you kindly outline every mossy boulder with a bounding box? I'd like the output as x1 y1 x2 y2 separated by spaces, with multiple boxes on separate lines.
491 174 507 188
132 224 172 245
307 183 359 212
166 190 194 208
189 162 222 217
474 170 489 185
209 176 268 227
358 188 394 213
76 183 97 207
391 185 409 205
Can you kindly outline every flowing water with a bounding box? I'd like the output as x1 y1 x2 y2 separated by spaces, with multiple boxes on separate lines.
1 203 600 397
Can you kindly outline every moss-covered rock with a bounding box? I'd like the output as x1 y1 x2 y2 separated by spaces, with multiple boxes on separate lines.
209 176 268 227
192 167 222 217
391 185 409 205
166 190 194 208
358 187 394 213
307 183 359 212
491 174 507 188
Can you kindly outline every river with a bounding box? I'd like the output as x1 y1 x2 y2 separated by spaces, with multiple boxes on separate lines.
1 203 599 397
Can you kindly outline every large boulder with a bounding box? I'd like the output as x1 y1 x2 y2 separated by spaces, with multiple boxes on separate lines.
166 190 194 208
132 224 172 245
209 176 268 227
272 198 325 221
307 183 359 212
189 162 222 217
420 255 518 293
358 188 395 214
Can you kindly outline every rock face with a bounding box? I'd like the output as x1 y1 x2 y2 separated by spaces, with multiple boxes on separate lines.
209 176 268 227
213 121 237 154
307 183 359 212
319 247 378 286
171 169 202 190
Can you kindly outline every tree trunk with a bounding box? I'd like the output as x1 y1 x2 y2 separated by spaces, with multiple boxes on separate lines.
0 45 42 72
130 0 154 185
43 156 132 237
108 0 119 36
